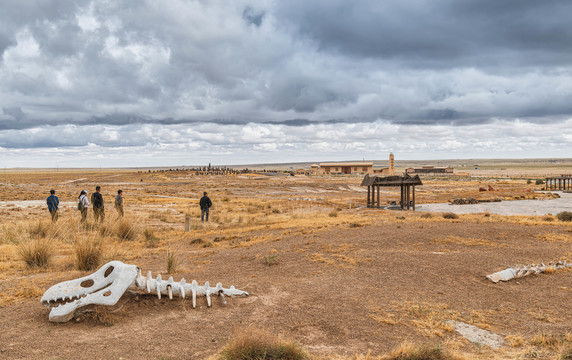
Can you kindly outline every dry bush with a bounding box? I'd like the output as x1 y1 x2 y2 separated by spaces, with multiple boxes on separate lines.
166 249 178 274
18 237 53 268
143 227 160 247
557 211 572 222
74 237 103 271
263 254 280 266
329 210 338 217
113 218 138 241
542 215 554 222
385 342 457 360
420 213 433 219
220 327 309 360
27 220 52 238
442 212 459 220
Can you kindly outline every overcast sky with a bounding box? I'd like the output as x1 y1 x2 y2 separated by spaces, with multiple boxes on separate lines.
1 0 571 167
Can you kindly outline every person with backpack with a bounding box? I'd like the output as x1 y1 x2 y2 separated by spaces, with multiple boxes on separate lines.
78 190 89 223
91 186 105 223
115 189 124 217
199 191 212 222
46 189 59 222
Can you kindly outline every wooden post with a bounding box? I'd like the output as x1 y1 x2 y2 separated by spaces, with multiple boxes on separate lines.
367 185 371 207
376 185 380 208
185 215 191 232
412 185 416 211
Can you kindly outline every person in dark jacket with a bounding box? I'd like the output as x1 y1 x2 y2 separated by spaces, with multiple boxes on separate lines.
46 189 59 222
115 189 124 217
199 192 212 222
91 186 105 223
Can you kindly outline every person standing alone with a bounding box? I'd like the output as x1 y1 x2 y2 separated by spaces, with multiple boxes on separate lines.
91 186 105 223
115 189 124 217
46 189 59 222
199 191 212 222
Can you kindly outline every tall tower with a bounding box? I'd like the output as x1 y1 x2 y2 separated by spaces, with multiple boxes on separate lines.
389 152 395 175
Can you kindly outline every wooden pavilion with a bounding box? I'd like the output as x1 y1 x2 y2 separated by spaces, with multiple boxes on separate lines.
361 174 423 210
545 175 572 191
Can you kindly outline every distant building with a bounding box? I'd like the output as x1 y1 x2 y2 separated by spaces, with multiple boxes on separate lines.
373 152 395 175
318 162 373 175
405 166 453 175
310 164 320 175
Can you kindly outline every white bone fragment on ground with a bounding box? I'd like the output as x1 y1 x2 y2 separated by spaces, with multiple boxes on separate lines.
40 261 249 322
449 321 505 349
486 260 571 283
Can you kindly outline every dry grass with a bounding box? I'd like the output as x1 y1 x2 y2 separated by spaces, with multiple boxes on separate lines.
73 236 103 271
383 342 460 360
442 212 459 220
143 227 160 247
557 211 572 222
113 218 138 241
433 235 499 247
219 327 309 360
17 237 54 268
166 249 178 274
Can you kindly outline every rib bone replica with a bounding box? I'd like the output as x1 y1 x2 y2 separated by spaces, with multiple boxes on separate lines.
41 261 249 322
486 260 571 283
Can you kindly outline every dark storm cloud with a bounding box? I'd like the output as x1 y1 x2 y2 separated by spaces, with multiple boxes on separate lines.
275 0 572 69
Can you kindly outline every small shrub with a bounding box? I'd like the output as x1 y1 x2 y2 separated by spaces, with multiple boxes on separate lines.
527 179 532 184
74 237 103 271
272 208 281 214
387 342 453 360
349 223 363 228
483 211 491 217
442 212 458 220
220 327 309 360
542 215 554 222
18 238 53 268
557 211 572 222
27 221 51 238
202 241 214 248
536 179 545 185
143 228 159 247
263 254 280 266
420 213 433 219
328 210 338 217
166 250 178 274
190 238 204 245
114 218 138 241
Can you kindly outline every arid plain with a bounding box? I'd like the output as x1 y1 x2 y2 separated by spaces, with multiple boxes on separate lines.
1 160 572 359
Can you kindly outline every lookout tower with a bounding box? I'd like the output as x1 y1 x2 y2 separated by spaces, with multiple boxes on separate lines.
389 152 395 175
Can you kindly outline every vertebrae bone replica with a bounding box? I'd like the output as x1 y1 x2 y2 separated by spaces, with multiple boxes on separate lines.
41 261 249 322
486 260 571 283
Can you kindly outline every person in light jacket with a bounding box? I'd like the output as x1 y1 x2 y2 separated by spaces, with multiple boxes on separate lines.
78 190 89 223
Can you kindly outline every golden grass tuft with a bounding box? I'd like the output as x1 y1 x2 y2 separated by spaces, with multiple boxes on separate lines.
384 342 458 360
74 236 103 271
557 211 572 222
220 327 309 360
18 237 53 268
143 227 160 247
113 218 138 241
166 249 178 274
442 212 459 220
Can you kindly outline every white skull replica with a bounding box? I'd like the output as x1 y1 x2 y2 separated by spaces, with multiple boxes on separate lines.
486 260 571 283
41 261 249 322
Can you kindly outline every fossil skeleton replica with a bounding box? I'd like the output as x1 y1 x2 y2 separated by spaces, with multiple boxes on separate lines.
486 260 571 283
41 261 249 322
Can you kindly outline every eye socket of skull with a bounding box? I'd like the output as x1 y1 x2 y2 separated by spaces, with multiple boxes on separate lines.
104 265 115 278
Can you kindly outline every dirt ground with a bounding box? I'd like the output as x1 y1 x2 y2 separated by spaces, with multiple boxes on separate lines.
0 169 571 359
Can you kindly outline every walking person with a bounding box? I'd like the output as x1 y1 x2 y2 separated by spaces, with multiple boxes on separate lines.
115 189 124 217
78 190 89 223
199 191 212 222
91 186 105 223
46 189 59 222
